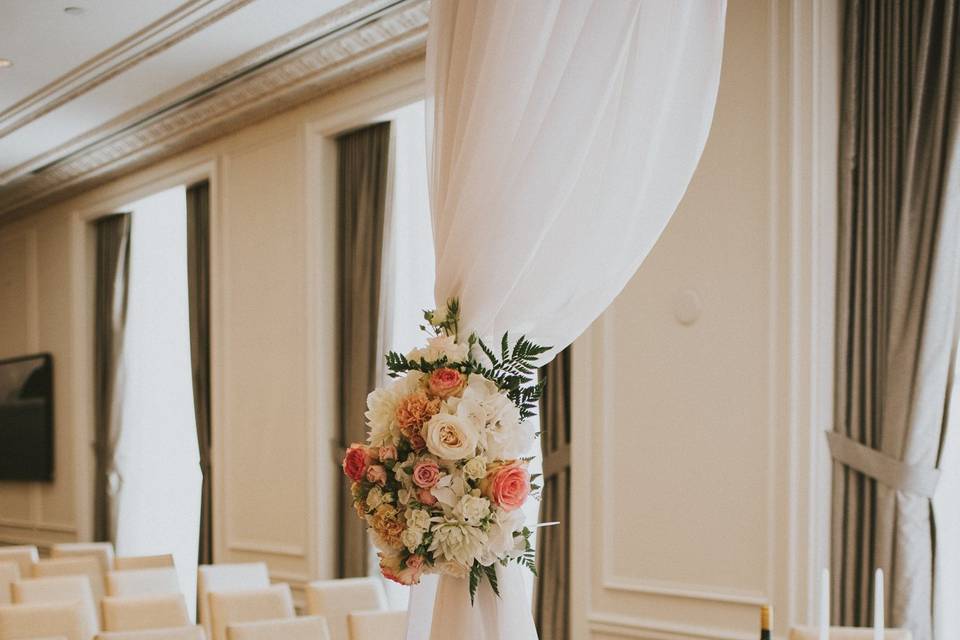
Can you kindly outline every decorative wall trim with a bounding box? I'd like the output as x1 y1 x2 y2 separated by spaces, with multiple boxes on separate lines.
227 540 307 558
588 613 755 640
0 0 428 219
603 577 767 607
0 518 78 534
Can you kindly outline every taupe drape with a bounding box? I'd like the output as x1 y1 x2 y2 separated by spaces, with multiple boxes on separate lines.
187 180 213 565
832 2 960 639
94 213 132 543
336 122 391 578
535 348 571 640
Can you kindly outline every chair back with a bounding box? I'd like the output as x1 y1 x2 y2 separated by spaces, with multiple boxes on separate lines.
0 602 88 640
788 627 913 640
34 556 106 603
0 545 38 578
208 584 294 640
102 594 190 632
107 568 181 597
51 542 115 575
115 555 175 571
96 626 207 640
12 576 99 636
0 562 19 605
227 615 329 640
196 563 269 639
347 610 407 640
305 578 387 640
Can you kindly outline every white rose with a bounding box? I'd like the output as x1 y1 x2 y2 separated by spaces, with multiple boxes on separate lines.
424 413 480 460
365 487 383 510
454 494 491 526
429 519 488 566
463 456 488 482
407 335 469 364
401 527 424 552
406 508 431 531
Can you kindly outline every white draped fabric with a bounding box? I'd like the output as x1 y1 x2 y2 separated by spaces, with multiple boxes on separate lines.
412 1 727 638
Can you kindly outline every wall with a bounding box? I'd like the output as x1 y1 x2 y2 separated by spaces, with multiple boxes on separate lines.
0 60 424 601
570 1 839 639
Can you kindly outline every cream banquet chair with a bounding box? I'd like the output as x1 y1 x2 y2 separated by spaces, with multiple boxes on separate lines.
97 626 206 640
227 615 330 640
114 555 175 571
789 628 912 640
102 594 191 632
0 562 18 605
305 578 387 640
0 545 38 578
208 584 295 640
0 602 88 640
34 556 106 603
347 610 407 640
52 543 115 575
196 563 269 639
107 568 180 597
12 576 99 636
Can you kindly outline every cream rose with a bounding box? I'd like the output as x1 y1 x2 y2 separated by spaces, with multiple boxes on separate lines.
454 494 491 526
406 508 431 531
401 527 424 552
463 456 488 482
424 413 480 460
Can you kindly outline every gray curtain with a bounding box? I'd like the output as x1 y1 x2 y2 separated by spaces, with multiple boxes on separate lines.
535 348 571 640
832 2 960 639
337 122 391 578
94 213 132 543
187 180 213 566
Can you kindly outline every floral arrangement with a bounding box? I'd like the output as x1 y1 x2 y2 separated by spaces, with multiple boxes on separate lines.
342 299 549 601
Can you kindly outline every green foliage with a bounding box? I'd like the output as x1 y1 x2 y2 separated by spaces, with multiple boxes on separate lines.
472 333 550 420
468 560 502 604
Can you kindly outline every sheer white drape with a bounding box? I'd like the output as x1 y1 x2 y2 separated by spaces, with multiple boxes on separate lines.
411 1 726 638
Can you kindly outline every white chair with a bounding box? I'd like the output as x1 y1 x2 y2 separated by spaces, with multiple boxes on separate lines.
227 616 329 640
115 555 175 571
0 602 88 640
12 576 99 637
0 562 19 605
347 610 407 640
107 568 180 597
305 578 387 640
0 545 38 578
34 556 106 603
102 594 191 632
52 542 116 575
789 628 912 640
97 626 206 640
196 563 269 639
208 585 294 640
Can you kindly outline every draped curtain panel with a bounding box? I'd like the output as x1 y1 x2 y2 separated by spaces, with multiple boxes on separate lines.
535 348 571 640
336 122 392 579
94 213 132 543
410 1 727 638
832 2 960 639
186 180 213 565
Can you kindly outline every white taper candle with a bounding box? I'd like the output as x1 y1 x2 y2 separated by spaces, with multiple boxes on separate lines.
819 568 830 640
874 568 884 640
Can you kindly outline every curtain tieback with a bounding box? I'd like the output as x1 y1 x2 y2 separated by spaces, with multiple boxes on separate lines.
825 431 940 498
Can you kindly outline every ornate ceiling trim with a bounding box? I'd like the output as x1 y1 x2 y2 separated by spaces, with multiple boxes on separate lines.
0 0 428 218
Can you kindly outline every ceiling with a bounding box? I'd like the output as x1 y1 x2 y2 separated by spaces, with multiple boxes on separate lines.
0 0 428 218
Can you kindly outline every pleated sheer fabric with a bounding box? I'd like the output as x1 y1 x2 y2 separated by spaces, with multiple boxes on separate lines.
186 180 213 565
832 2 960 639
336 122 392 578
94 213 132 544
413 1 726 638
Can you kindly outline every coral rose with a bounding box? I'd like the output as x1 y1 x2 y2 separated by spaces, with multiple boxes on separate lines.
417 488 438 506
482 462 530 511
378 445 397 461
428 368 465 398
412 459 441 488
366 464 387 486
342 443 371 482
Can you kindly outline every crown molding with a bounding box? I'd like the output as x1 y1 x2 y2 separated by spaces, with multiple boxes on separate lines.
0 0 428 218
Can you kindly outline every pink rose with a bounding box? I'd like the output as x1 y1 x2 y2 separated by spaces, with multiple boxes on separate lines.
366 464 387 486
428 368 465 398
342 443 371 482
412 460 441 488
484 462 530 511
417 488 438 506
378 445 397 461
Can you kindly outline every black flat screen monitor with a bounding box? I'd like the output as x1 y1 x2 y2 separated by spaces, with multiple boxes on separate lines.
0 353 53 481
